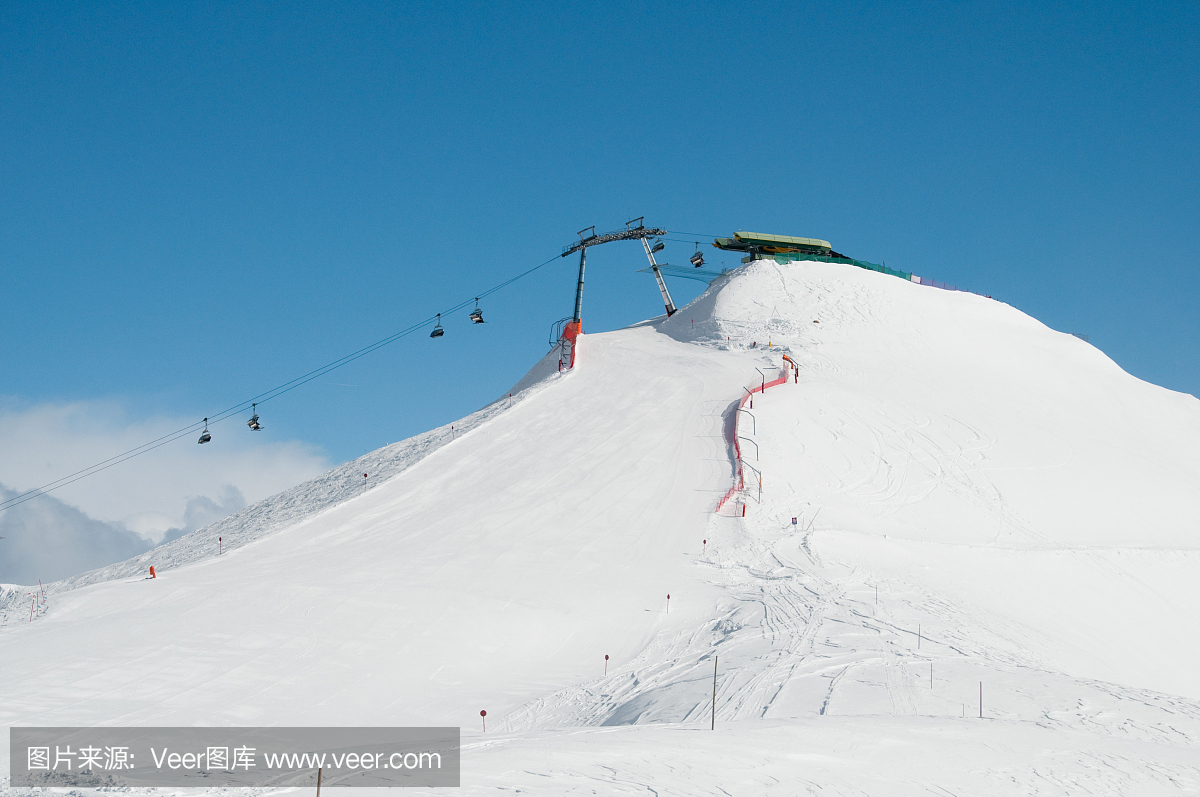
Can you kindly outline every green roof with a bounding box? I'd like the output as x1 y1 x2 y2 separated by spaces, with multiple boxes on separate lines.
734 231 832 250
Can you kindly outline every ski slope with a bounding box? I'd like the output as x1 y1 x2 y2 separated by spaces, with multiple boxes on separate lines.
3 259 1200 795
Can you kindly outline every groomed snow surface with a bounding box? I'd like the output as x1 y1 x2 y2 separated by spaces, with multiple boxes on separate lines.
4 259 1200 795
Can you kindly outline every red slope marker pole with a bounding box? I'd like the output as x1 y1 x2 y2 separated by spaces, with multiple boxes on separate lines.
702 539 707 554
480 710 486 732
604 654 609 676
29 595 36 622
666 594 671 615
219 536 222 555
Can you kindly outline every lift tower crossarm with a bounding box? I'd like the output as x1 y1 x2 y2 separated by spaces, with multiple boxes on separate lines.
560 226 667 257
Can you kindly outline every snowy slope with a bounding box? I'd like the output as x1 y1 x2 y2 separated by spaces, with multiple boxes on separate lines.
0 383 540 623
3 259 1200 795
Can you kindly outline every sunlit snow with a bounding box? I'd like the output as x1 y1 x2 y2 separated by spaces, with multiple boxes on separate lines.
3 259 1199 794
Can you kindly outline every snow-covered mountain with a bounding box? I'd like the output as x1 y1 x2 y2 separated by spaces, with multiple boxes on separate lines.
4 259 1200 794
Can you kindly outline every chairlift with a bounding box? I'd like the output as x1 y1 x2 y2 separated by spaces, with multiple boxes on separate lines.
198 418 211 444
690 242 705 267
430 313 445 338
468 298 485 324
651 240 665 254
247 403 263 431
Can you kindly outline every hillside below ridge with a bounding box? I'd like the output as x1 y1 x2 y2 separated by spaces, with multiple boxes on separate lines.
4 256 1199 611
665 259 1200 551
2 258 1200 793
0 358 570 625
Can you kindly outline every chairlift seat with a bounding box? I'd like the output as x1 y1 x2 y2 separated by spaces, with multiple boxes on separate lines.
430 327 444 338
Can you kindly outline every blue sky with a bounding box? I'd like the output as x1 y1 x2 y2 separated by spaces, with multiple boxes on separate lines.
1 1 1197 550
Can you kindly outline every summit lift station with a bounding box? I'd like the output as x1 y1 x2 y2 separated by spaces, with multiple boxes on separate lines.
557 218 676 369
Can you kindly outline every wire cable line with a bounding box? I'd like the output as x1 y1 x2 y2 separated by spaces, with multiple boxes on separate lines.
0 253 562 514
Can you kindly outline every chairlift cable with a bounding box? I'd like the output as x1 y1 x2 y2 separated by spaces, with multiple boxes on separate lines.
664 230 724 239
0 252 562 514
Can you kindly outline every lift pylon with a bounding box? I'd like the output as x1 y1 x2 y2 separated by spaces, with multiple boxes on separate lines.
558 218 677 363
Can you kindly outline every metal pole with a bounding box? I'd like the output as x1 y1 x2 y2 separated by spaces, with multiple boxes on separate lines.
316 767 322 797
573 248 587 323
737 408 755 434
738 436 759 460
711 655 718 730
743 462 762 503
641 237 677 316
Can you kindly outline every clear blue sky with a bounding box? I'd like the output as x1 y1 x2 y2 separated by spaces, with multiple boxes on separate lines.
3 0 1197 468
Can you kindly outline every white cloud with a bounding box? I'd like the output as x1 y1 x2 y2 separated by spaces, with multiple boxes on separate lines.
159 485 247 545
0 400 331 582
0 484 152 584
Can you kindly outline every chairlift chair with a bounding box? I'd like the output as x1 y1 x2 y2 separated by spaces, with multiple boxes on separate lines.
247 403 263 431
651 240 665 254
690 243 705 267
469 298 485 324
198 418 212 444
430 314 445 338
